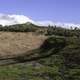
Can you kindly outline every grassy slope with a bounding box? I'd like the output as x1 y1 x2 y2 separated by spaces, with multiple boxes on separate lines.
0 23 79 80
0 36 79 80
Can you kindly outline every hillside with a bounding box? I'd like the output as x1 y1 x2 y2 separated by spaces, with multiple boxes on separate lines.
0 36 79 80
0 24 79 80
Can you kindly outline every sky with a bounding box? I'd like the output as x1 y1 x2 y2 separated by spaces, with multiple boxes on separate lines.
0 0 80 23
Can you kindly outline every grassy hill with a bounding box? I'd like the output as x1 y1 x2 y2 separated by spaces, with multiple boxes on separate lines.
0 23 79 80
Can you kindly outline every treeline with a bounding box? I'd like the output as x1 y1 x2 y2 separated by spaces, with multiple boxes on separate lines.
0 23 80 37
46 25 80 37
0 23 38 32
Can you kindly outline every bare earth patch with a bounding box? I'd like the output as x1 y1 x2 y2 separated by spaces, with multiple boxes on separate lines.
0 32 46 57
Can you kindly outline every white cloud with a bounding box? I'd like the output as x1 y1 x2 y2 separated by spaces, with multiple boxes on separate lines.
0 13 34 26
0 13 80 29
35 21 80 29
9 14 34 24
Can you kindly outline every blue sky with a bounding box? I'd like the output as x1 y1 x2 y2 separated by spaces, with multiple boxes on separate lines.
0 0 80 23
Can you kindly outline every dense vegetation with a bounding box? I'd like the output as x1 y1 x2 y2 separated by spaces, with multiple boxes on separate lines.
0 23 80 80
0 23 80 37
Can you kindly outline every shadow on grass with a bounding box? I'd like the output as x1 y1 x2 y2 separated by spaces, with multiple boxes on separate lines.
0 36 67 66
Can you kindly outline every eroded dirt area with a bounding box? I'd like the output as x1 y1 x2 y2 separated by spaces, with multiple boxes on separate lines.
0 32 46 57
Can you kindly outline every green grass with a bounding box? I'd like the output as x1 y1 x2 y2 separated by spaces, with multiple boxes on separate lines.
0 36 80 80
0 63 59 80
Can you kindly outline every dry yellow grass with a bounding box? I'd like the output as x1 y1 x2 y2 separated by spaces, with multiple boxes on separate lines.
0 32 47 57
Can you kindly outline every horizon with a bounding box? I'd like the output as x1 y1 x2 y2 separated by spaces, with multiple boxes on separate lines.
0 13 80 29
0 0 80 24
